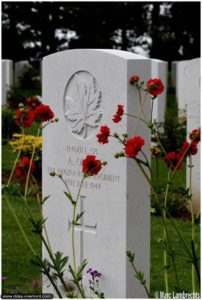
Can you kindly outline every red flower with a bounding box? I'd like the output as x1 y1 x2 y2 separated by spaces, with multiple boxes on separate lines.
82 155 102 176
129 75 140 84
15 108 35 128
16 165 23 177
124 136 145 158
16 156 35 177
34 104 54 122
112 104 124 123
179 141 198 157
189 129 200 144
146 78 164 97
117 105 124 116
164 152 182 171
97 125 110 144
112 115 122 123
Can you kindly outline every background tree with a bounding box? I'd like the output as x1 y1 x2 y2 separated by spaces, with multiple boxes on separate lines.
149 2 200 63
2 2 200 64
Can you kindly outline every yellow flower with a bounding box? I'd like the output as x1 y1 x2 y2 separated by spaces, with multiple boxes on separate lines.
9 133 42 154
150 207 156 214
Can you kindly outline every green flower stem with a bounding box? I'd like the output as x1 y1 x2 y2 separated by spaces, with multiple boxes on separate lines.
7 128 25 186
138 89 148 121
72 176 85 272
140 150 151 175
57 174 86 297
189 156 196 292
36 193 53 257
31 174 54 256
155 156 159 178
170 143 193 182
42 266 63 298
123 113 148 126
191 241 200 287
150 98 154 123
5 193 37 256
40 233 70 295
130 260 150 298
136 158 192 290
24 127 41 196
134 92 149 136
136 159 191 256
74 278 86 298
153 130 185 187
162 167 176 293
57 174 73 198
153 131 166 155
135 159 155 192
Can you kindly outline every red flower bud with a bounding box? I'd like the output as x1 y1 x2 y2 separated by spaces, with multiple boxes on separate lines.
97 125 110 144
146 78 164 97
189 129 200 144
129 75 140 84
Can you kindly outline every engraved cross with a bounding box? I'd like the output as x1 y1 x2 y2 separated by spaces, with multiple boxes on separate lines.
69 196 97 263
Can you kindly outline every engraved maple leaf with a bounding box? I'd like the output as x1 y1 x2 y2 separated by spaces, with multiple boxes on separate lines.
65 76 102 138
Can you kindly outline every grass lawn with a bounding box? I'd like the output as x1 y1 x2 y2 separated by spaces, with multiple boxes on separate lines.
150 216 200 296
2 194 42 294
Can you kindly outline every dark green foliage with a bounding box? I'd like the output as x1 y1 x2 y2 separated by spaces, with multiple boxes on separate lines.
2 109 20 140
151 187 190 218
48 252 69 277
152 88 186 153
18 65 40 89
7 88 41 109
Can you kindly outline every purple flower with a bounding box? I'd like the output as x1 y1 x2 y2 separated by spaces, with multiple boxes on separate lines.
87 268 102 280
87 268 92 274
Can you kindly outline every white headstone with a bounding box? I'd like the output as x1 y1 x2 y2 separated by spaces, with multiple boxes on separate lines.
14 60 32 87
185 58 201 214
2 59 13 106
42 49 151 298
151 59 168 125
175 60 189 116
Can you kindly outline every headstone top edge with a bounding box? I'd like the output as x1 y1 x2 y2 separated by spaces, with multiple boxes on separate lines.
174 58 200 64
2 59 13 63
42 49 149 63
151 58 168 64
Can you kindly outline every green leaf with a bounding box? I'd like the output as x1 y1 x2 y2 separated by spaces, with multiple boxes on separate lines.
126 250 135 263
64 191 76 206
42 195 50 205
76 259 88 281
74 211 85 224
69 264 77 282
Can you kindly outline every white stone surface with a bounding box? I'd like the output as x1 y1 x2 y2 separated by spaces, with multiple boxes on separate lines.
175 60 189 115
42 49 151 298
151 59 168 125
185 58 200 214
14 60 31 87
2 59 13 106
